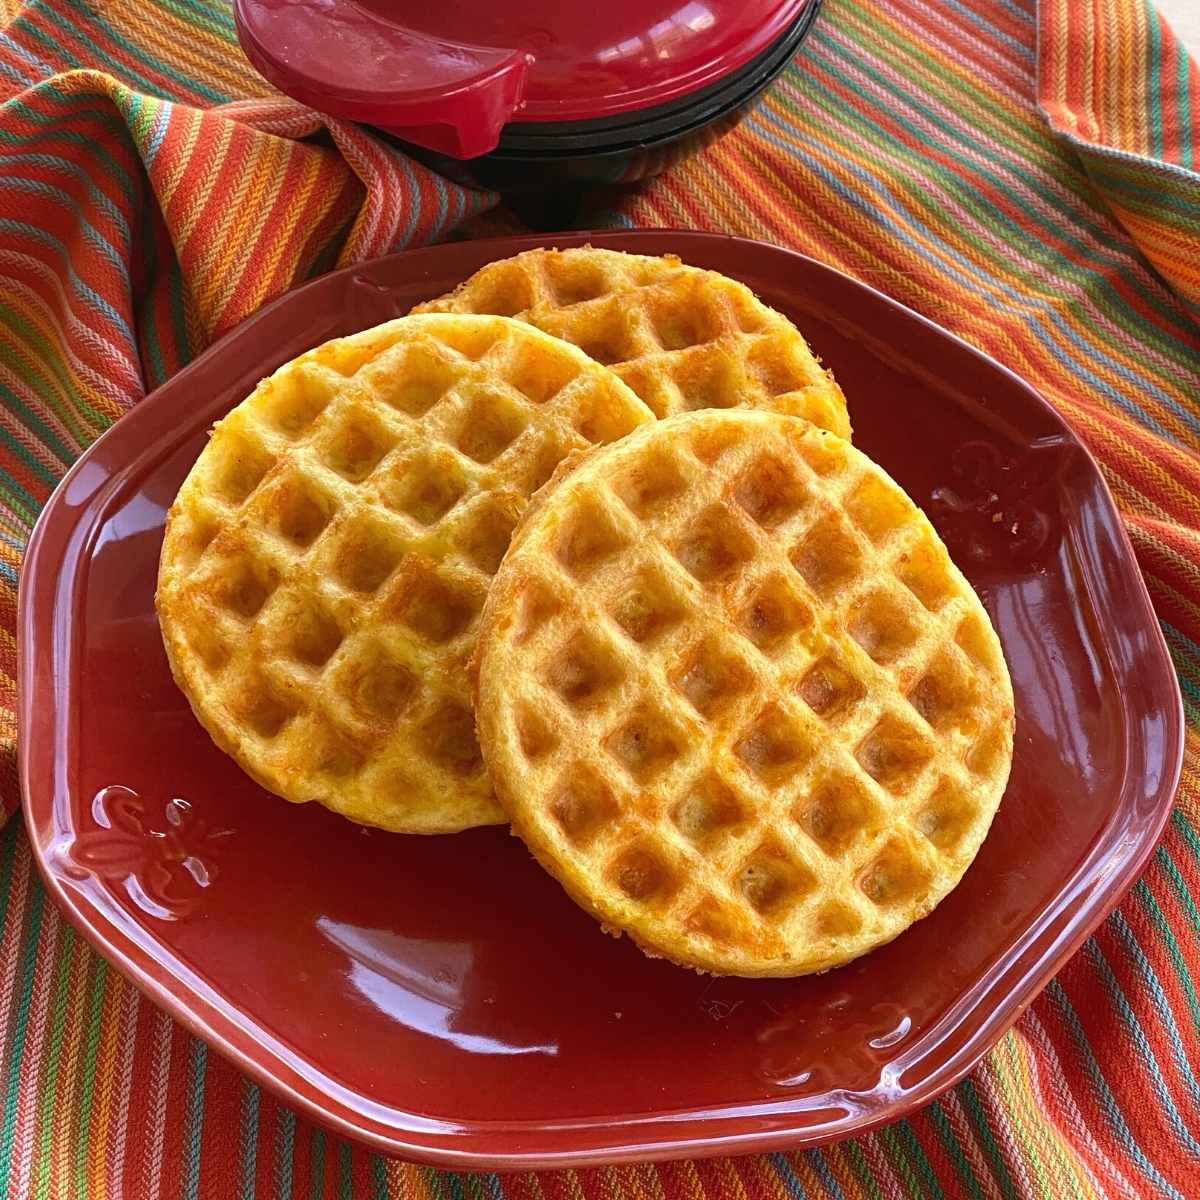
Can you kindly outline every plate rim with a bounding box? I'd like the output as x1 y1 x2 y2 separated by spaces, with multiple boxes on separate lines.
17 229 1185 1168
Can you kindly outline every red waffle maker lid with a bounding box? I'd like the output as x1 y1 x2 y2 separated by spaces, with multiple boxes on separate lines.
234 0 809 159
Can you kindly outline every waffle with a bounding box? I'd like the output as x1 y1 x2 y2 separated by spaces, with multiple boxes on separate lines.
413 247 850 436
474 409 1014 975
156 314 653 834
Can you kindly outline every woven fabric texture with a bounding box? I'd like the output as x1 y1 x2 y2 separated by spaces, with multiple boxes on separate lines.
1 0 1198 1195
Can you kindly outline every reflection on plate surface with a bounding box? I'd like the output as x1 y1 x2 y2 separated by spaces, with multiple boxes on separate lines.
318 918 558 1057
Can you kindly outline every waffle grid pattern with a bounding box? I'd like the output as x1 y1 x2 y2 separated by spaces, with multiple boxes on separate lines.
414 247 852 435
479 410 1014 975
157 314 653 832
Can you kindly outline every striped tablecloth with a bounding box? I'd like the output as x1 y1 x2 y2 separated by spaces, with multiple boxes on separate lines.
1 0 1198 1195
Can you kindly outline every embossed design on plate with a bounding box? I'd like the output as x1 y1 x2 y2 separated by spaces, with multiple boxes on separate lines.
66 786 232 920
929 436 1073 568
756 994 915 1099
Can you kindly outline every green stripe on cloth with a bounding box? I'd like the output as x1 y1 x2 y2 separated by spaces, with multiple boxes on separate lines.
309 1128 326 1200
239 1077 259 1200
926 1102 984 1200
73 956 108 1200
274 1106 295 1200
34 920 76 1199
183 1039 208 1200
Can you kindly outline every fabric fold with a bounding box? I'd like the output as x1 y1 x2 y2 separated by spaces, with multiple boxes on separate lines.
1038 0 1200 314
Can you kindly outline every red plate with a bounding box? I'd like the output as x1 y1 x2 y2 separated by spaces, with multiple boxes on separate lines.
19 231 1182 1168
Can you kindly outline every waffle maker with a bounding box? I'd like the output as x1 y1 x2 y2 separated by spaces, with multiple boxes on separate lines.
235 0 822 215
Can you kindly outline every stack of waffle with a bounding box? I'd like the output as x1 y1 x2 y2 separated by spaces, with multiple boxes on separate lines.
157 248 1013 977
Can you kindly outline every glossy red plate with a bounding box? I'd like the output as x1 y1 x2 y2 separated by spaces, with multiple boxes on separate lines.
19 231 1182 1169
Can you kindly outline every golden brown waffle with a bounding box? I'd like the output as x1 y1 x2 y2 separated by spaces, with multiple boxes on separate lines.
157 314 653 833
413 247 850 435
474 409 1014 975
